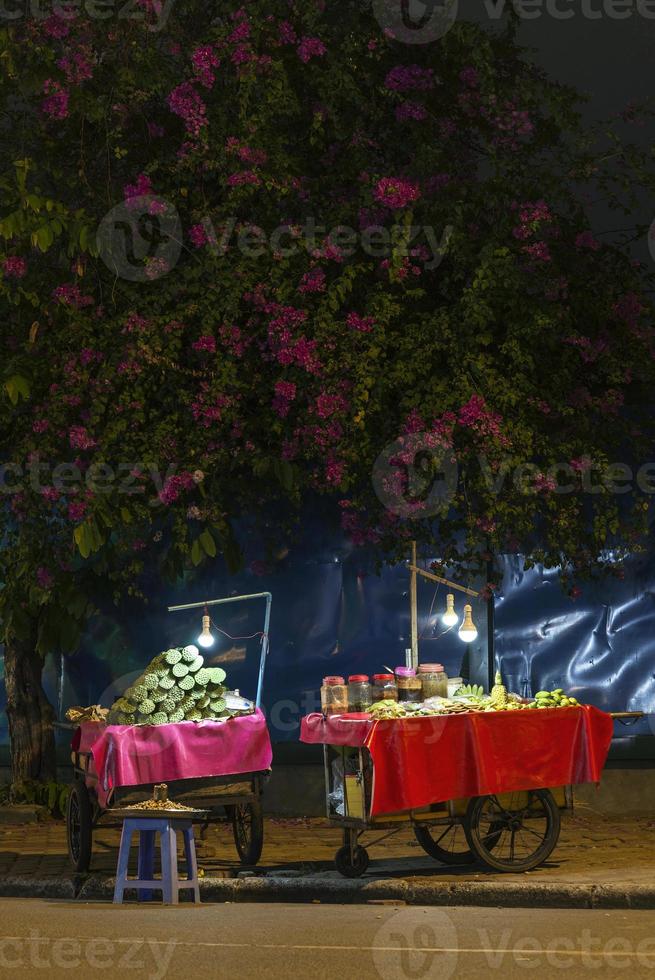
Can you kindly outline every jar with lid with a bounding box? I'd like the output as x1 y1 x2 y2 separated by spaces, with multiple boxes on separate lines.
348 674 372 712
418 663 448 699
395 667 423 703
321 676 348 716
372 674 398 702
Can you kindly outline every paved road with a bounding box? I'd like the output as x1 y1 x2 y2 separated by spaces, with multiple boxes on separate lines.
0 899 653 978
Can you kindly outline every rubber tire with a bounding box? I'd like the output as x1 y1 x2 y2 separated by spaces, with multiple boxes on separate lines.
335 844 370 878
465 789 561 873
231 798 264 865
413 823 476 865
67 780 93 873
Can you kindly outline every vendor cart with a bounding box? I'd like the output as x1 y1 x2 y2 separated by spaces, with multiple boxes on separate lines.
67 713 272 873
301 705 614 877
67 590 273 873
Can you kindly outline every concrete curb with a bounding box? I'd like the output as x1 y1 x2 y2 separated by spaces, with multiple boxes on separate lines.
2 874 655 909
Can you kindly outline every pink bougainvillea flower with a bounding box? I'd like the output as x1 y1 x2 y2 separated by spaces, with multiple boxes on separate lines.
192 335 217 353
227 170 261 187
384 65 435 91
325 457 345 485
575 230 601 251
52 283 93 308
297 36 327 63
395 102 428 122
2 256 26 278
346 312 375 332
168 82 208 136
189 224 209 247
69 426 96 450
37 567 54 589
43 14 71 38
298 267 326 294
68 500 88 523
279 20 297 44
523 241 551 262
373 177 420 209
41 79 69 120
57 48 94 85
191 45 220 88
272 380 297 417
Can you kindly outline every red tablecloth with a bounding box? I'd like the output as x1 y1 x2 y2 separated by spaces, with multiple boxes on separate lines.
73 710 272 809
300 705 613 817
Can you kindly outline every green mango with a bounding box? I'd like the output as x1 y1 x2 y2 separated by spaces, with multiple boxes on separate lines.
535 691 551 699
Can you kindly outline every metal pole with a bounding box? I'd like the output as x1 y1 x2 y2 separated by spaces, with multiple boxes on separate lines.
487 556 495 691
255 592 272 710
168 592 272 612
168 592 272 710
410 541 418 669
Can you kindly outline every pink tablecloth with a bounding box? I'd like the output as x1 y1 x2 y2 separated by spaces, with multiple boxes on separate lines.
73 710 272 809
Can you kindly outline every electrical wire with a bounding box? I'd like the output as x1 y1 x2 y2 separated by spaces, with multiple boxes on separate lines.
208 616 265 642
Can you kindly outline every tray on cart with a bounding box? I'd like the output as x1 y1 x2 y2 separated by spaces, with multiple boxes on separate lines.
108 807 209 820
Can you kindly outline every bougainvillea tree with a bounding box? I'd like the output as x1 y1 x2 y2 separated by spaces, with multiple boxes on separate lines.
1 2 654 777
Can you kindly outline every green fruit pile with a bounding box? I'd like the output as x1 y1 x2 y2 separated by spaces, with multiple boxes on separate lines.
108 646 230 726
528 689 580 709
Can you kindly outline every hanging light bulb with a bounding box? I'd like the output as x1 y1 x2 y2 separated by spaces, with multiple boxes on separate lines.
197 611 214 648
442 593 459 627
458 604 478 643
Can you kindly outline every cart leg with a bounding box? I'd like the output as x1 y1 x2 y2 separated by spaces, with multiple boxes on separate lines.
138 830 155 903
343 828 357 864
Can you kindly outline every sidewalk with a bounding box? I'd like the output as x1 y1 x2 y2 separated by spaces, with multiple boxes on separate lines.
0 808 653 908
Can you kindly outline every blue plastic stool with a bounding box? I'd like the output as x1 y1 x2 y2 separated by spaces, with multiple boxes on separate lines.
113 816 200 905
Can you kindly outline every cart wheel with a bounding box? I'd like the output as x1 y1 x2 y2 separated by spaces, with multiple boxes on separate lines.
67 779 93 873
413 822 476 865
465 789 561 873
231 799 264 865
335 844 370 878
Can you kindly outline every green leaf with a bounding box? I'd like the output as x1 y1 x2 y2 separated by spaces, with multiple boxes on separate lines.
199 528 216 558
191 538 203 566
74 524 92 559
4 374 30 405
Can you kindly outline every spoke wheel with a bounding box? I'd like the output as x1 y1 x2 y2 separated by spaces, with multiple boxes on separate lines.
67 780 93 873
231 798 264 865
465 790 561 873
335 844 369 878
413 821 475 865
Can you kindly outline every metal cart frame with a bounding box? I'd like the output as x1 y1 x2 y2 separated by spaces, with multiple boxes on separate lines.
323 743 573 877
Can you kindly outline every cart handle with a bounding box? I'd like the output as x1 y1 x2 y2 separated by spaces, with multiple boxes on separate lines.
168 592 272 710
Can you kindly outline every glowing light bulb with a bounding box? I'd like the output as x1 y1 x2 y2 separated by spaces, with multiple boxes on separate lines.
458 604 478 643
197 614 214 648
442 593 459 627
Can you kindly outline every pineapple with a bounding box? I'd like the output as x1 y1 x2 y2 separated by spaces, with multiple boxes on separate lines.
490 671 508 710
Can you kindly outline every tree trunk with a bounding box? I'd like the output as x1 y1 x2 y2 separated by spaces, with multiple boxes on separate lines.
4 630 56 783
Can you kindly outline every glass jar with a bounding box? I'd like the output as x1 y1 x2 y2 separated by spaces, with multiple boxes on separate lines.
348 674 372 712
372 674 398 702
395 667 423 703
321 676 348 716
419 663 448 699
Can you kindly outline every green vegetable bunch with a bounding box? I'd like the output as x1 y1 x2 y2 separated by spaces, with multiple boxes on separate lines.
108 646 230 725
